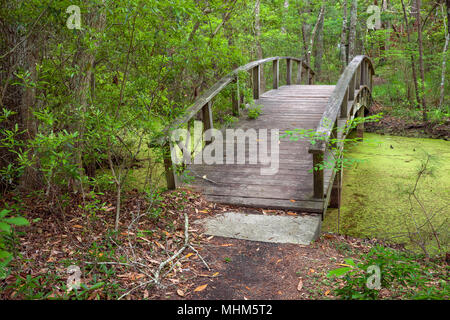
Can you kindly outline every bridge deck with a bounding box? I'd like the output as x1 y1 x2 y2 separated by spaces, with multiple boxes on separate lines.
187 85 336 213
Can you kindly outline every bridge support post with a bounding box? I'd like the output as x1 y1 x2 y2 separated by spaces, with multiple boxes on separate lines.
356 106 364 139
163 142 177 190
312 152 324 199
349 75 355 101
296 61 302 84
286 58 292 85
360 60 366 86
202 101 213 145
340 88 349 119
273 59 279 89
232 78 240 116
355 65 361 91
329 164 343 208
252 65 260 99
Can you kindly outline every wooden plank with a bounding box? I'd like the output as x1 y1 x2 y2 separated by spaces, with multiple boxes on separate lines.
205 195 323 212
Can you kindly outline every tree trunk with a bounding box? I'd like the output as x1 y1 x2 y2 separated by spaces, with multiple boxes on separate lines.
439 2 449 109
314 6 325 77
340 0 348 69
305 5 325 67
415 0 427 121
70 3 106 189
348 0 357 61
401 0 421 109
255 0 265 92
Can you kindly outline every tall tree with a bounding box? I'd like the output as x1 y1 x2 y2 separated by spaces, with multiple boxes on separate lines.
401 0 421 110
340 0 349 69
348 0 357 61
255 0 264 91
439 0 449 109
415 0 427 121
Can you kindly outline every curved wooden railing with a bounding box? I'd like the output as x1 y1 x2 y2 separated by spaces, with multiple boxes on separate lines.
308 55 374 201
161 56 316 189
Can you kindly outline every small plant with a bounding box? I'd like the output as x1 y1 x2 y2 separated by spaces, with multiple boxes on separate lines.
327 245 449 300
247 105 262 119
0 208 29 279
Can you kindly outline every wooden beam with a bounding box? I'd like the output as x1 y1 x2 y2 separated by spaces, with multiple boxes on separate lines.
312 152 324 199
329 164 342 208
297 61 303 84
273 59 279 89
163 143 176 190
232 77 240 116
286 58 292 85
202 101 213 145
340 87 349 119
252 65 260 99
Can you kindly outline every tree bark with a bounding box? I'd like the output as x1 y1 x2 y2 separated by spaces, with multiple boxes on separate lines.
255 0 265 91
348 0 357 61
340 0 348 69
314 6 325 76
401 0 421 109
415 0 427 121
439 2 450 109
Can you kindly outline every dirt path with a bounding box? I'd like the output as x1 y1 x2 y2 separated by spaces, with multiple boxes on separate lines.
150 230 382 300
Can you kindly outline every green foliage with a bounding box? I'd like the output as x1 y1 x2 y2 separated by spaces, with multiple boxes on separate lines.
247 105 263 119
0 208 29 279
328 245 449 300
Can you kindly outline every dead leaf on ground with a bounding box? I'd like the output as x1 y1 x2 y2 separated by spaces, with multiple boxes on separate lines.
194 284 208 292
177 289 185 297
297 278 303 291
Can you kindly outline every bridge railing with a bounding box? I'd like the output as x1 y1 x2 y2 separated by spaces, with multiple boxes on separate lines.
308 55 374 203
160 56 315 189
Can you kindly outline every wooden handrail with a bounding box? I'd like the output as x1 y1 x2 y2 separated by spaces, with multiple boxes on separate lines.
157 56 315 147
161 56 315 189
308 55 374 199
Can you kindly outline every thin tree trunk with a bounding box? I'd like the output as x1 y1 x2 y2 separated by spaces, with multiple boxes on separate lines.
440 2 450 109
255 0 265 91
305 5 325 67
282 0 289 33
401 0 421 109
415 0 427 121
314 6 325 77
340 0 348 69
348 0 357 61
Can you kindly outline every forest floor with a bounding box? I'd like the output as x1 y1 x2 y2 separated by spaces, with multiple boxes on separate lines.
365 102 450 140
1 189 447 300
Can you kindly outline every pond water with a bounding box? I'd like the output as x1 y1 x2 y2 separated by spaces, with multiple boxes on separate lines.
322 133 450 255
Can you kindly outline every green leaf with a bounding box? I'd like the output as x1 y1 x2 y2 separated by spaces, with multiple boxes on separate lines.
327 267 352 277
0 250 12 260
4 217 29 226
0 209 11 218
0 222 11 233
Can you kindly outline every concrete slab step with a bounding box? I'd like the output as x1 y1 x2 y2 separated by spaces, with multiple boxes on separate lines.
195 212 322 245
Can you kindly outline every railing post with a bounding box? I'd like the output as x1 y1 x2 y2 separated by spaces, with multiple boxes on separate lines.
273 59 279 89
329 163 343 208
286 58 292 85
309 72 314 85
232 77 240 116
360 60 366 86
349 75 355 101
356 106 364 139
340 87 349 119
296 61 303 84
163 142 176 190
355 65 361 91
312 152 324 199
252 65 260 99
202 101 213 145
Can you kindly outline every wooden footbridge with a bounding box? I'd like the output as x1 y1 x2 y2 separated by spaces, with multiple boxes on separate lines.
159 55 374 218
